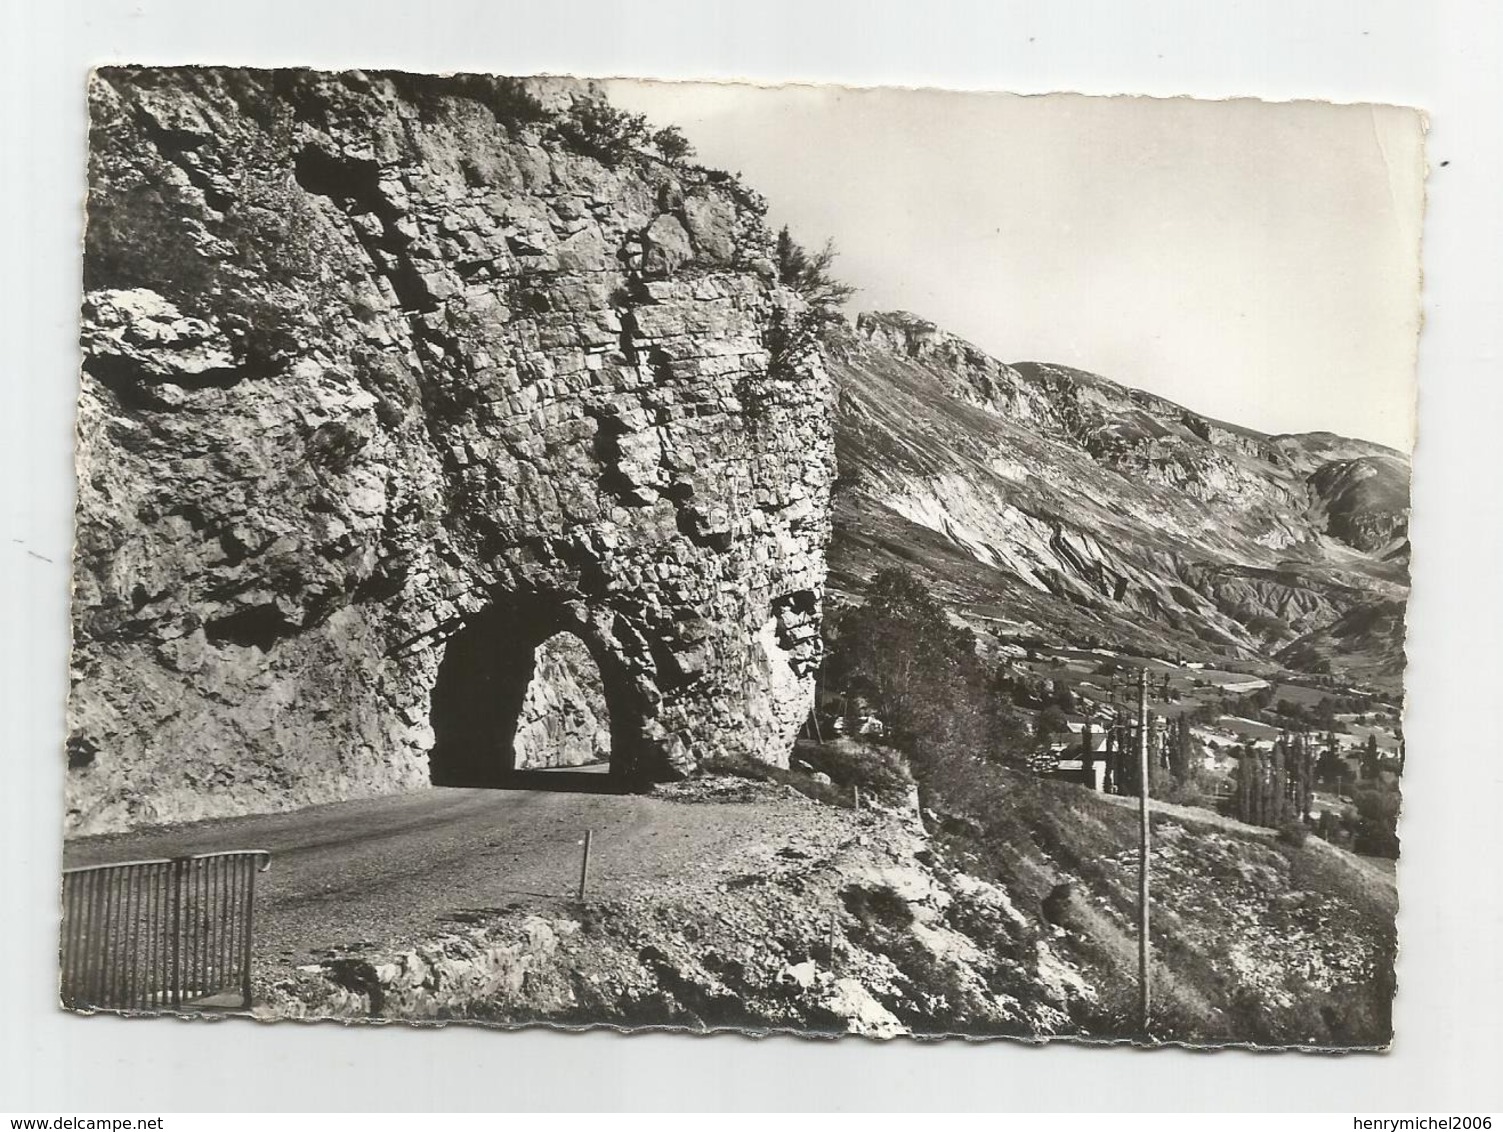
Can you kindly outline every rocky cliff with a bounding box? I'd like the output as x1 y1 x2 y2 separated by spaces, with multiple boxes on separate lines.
69 69 835 834
829 311 1409 686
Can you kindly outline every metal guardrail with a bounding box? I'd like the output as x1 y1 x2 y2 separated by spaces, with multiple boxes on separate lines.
60 849 271 1012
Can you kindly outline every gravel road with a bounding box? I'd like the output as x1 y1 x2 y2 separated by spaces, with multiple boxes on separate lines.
62 784 830 969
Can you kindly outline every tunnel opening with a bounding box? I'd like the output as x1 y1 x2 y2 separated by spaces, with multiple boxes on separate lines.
428 599 639 793
514 632 612 775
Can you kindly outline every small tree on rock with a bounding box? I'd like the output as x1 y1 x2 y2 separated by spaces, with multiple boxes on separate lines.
767 226 856 378
650 125 694 162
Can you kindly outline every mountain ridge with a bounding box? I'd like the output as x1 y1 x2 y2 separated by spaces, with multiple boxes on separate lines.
826 309 1410 691
855 309 1406 462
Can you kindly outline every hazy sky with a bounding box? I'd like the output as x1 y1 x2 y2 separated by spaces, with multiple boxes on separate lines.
606 81 1425 452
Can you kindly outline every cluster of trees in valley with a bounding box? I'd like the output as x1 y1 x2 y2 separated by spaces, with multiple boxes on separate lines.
821 567 1402 859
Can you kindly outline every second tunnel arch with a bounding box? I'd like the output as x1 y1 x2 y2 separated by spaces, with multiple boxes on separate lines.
427 595 652 792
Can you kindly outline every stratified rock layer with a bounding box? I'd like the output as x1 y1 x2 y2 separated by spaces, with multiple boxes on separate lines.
69 69 834 834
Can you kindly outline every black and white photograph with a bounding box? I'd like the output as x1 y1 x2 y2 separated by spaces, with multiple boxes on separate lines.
59 67 1423 1049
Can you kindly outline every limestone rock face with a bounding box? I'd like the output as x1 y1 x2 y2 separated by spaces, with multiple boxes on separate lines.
69 69 835 834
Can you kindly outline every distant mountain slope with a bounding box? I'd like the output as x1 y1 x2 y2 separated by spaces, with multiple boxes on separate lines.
826 311 1410 691
1306 455 1412 556
1277 599 1409 690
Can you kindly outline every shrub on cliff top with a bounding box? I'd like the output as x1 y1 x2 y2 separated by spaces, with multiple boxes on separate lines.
552 97 649 166
766 226 856 378
650 125 695 162
775 227 856 330
551 97 701 170
363 72 550 133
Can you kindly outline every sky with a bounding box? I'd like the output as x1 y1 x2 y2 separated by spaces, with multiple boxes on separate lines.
605 81 1425 452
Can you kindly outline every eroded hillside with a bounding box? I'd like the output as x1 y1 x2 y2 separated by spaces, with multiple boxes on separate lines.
828 312 1410 689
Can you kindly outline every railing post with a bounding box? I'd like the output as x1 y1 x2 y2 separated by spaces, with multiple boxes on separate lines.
88 866 106 1007
169 857 185 1009
242 858 258 1008
59 874 76 1008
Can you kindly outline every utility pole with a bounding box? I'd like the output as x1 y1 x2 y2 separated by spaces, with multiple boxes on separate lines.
1137 666 1152 1038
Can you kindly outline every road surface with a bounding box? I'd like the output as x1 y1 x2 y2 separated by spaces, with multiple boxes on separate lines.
62 785 802 969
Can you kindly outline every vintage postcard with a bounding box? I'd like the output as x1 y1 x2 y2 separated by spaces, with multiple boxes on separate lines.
63 68 1422 1046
